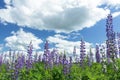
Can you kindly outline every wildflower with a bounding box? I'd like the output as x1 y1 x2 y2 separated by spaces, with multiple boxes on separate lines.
80 39 86 67
96 45 100 63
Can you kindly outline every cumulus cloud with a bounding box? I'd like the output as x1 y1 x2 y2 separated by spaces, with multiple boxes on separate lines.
103 0 120 9
0 0 115 32
112 11 120 17
47 34 94 55
5 28 43 50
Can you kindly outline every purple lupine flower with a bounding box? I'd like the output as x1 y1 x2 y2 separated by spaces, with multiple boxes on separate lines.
14 60 19 80
62 54 66 65
62 54 70 75
17 56 24 69
106 14 117 63
43 41 49 60
43 40 50 62
48 53 53 69
27 41 33 60
106 14 118 71
63 59 69 75
43 40 54 69
95 45 100 63
14 55 25 71
51 49 57 64
26 41 33 69
80 39 86 67
13 56 25 80
21 55 25 67
46 50 51 69
26 59 32 69
43 56 48 69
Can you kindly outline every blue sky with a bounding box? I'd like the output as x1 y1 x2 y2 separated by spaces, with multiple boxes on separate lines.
0 0 120 54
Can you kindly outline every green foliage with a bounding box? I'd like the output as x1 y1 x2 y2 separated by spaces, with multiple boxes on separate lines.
0 61 120 80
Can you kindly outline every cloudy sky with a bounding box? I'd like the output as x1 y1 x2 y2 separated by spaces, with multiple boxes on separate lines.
0 0 120 54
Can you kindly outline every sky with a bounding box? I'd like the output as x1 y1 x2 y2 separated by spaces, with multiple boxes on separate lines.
0 0 120 54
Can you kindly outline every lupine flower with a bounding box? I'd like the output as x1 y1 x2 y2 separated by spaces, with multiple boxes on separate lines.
48 54 53 69
95 45 100 63
26 41 33 69
26 59 32 69
63 59 69 75
62 54 66 65
62 54 70 75
27 41 33 60
51 49 57 64
44 40 50 63
13 56 25 80
80 39 86 67
106 13 117 63
21 55 25 68
44 41 59 69
14 60 19 80
105 14 118 71
43 40 53 69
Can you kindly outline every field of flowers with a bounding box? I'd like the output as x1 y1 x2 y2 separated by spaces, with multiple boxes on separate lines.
0 14 120 80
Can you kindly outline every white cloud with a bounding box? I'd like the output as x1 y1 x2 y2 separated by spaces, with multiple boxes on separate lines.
0 0 114 32
103 0 120 9
112 11 120 18
5 28 43 50
54 34 68 39
4 0 11 5
47 34 94 55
